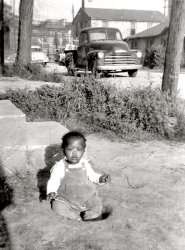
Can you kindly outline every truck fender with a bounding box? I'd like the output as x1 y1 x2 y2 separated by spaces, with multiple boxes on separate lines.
65 51 77 66
87 50 98 60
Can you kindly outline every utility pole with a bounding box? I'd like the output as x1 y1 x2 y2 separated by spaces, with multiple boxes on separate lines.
164 0 167 15
0 0 4 75
12 0 16 52
81 0 85 29
72 4 74 20
162 0 185 95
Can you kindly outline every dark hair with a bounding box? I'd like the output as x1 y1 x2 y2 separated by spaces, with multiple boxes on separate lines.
61 131 86 150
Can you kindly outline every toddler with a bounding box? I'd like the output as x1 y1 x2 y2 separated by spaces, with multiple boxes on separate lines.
47 131 111 221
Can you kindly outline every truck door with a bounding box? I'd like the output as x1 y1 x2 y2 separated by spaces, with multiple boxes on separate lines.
77 32 88 68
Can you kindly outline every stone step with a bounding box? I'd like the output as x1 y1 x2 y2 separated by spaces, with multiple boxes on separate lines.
0 100 27 147
0 100 69 174
26 121 68 172
0 100 27 174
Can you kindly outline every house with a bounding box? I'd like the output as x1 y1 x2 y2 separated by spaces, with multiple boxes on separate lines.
126 19 185 66
72 7 167 39
32 19 69 57
126 21 169 53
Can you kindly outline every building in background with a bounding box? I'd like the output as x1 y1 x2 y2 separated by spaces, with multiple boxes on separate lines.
32 19 68 59
4 3 19 57
4 3 73 60
126 0 185 66
72 7 166 39
126 21 169 54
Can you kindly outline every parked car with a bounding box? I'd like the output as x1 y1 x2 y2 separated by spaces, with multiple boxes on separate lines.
5 47 49 67
31 46 49 66
65 27 142 77
5 54 17 64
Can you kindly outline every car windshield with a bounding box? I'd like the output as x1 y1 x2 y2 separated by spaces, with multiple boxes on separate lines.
31 46 42 52
89 29 122 41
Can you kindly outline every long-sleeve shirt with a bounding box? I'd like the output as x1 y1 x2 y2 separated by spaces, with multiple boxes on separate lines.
47 157 101 195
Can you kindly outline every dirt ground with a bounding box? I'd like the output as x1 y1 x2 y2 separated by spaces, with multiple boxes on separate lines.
1 133 185 250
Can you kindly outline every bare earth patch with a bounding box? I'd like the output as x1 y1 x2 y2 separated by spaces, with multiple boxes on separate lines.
2 134 185 250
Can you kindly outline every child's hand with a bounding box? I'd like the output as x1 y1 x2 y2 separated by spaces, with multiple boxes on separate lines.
47 192 56 200
99 174 111 183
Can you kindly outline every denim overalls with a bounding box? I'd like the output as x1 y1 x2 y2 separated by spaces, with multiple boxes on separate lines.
52 160 103 220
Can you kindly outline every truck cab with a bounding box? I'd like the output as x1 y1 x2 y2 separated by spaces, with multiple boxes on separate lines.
65 27 142 77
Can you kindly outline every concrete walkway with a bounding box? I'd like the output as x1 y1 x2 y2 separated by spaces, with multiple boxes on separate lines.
0 76 60 92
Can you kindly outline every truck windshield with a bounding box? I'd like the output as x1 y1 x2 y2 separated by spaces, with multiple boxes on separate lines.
89 29 122 41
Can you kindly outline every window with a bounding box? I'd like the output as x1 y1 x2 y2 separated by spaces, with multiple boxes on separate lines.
102 20 108 27
89 28 122 41
146 39 154 49
107 29 121 40
80 32 88 43
131 41 138 49
89 31 106 41
131 22 136 35
147 22 153 29
161 38 167 47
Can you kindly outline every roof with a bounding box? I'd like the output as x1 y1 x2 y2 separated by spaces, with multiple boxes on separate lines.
84 8 166 23
37 20 66 29
81 27 120 32
127 20 169 39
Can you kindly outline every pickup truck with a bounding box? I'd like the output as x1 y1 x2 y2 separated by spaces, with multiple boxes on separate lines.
65 27 142 77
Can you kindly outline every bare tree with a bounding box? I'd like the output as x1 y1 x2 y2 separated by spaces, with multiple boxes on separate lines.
16 0 34 66
162 0 185 95
0 0 4 75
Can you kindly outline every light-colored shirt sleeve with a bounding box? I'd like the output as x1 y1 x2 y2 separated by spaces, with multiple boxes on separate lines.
84 160 101 184
46 160 65 195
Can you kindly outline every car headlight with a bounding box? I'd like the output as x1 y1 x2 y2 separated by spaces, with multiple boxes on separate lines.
136 51 142 58
97 51 104 59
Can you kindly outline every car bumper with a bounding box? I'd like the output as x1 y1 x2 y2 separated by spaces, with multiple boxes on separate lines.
97 64 142 71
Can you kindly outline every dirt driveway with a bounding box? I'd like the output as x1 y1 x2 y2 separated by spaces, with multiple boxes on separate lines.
1 133 185 250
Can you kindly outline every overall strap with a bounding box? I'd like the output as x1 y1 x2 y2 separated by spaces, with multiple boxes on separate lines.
63 159 85 171
63 159 69 170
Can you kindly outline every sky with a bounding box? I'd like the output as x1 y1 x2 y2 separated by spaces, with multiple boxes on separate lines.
5 0 165 22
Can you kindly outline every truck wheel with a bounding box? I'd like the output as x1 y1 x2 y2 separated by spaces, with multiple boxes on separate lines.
67 57 75 76
102 71 109 77
128 70 137 77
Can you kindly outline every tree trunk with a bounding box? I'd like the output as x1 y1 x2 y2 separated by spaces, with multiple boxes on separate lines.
0 0 4 75
162 0 185 95
17 0 34 66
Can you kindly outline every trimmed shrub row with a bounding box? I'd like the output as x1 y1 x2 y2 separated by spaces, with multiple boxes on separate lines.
1 76 185 141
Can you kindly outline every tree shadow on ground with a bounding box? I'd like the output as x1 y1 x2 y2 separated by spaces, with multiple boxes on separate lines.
0 159 14 250
36 144 64 202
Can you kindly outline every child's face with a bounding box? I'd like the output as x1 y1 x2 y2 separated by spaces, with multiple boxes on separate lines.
64 138 85 164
